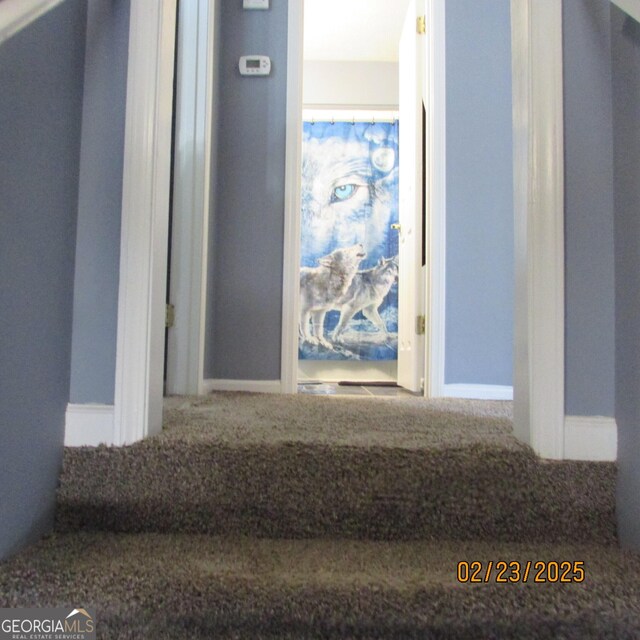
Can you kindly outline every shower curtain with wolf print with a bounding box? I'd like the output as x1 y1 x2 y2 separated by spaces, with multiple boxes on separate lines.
299 119 400 361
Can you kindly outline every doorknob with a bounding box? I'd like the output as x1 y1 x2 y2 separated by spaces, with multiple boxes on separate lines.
390 223 401 231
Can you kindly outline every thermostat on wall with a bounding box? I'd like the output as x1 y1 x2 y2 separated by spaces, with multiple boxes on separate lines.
239 55 271 76
243 0 269 9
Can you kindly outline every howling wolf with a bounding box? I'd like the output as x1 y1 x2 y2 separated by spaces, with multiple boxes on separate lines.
299 244 366 348
332 256 399 341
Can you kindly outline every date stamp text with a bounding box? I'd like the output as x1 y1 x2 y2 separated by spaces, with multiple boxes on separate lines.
456 560 585 584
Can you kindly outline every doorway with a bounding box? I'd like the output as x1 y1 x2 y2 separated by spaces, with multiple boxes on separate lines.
295 0 426 392
165 0 567 457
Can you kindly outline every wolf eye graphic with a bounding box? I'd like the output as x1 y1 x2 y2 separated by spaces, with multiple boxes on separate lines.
330 183 359 203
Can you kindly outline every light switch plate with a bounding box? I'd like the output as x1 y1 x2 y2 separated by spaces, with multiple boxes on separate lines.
243 0 269 9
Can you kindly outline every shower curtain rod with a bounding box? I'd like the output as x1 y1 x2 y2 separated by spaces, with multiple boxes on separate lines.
306 116 399 124
302 108 399 124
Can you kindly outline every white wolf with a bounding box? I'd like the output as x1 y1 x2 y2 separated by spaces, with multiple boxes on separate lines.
332 256 399 341
299 244 367 348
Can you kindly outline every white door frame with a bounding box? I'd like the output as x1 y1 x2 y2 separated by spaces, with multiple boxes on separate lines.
511 0 565 459
423 0 447 398
280 0 304 394
113 0 177 444
279 0 447 396
165 0 216 396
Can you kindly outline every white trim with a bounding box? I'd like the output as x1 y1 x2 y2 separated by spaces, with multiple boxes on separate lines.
284 1 444 398
442 384 513 401
511 0 531 450
298 360 397 384
564 416 618 462
280 0 304 395
64 404 115 447
113 0 177 446
0 0 64 45
166 0 215 396
202 379 283 394
424 0 446 398
511 0 565 459
610 0 640 24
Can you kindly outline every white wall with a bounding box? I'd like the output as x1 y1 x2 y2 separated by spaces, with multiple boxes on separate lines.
303 60 398 108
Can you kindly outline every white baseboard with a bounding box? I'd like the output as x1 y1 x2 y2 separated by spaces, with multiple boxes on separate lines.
564 415 617 461
65 403 115 447
441 384 514 401
202 379 283 394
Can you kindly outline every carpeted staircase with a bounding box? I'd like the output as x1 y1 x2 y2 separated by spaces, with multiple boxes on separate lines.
1 392 640 638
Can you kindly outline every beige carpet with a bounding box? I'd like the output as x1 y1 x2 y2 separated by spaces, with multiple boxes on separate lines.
161 392 516 450
1 532 640 639
0 392 630 638
55 392 616 544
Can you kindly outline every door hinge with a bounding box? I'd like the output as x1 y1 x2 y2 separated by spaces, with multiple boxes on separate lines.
166 303 175 329
416 314 426 335
417 16 426 35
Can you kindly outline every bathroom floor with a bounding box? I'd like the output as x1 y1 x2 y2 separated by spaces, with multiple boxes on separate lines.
297 382 418 397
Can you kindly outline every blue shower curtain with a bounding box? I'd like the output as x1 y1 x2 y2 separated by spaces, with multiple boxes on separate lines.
299 119 399 361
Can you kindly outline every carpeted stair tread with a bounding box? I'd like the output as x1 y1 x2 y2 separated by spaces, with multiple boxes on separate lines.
1 532 639 639
160 393 517 451
56 394 616 544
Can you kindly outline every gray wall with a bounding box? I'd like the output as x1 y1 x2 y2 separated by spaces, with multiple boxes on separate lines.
612 5 640 551
69 0 130 404
563 0 615 418
0 0 87 559
205 0 288 380
444 0 514 386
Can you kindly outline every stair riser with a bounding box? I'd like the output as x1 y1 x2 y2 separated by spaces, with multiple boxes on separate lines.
3 532 638 639
56 445 616 543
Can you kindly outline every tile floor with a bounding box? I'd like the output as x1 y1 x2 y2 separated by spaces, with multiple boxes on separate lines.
297 382 418 397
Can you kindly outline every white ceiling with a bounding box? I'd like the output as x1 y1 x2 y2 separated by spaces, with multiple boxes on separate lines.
303 0 411 63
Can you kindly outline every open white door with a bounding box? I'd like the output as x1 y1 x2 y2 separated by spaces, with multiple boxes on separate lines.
397 0 426 392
